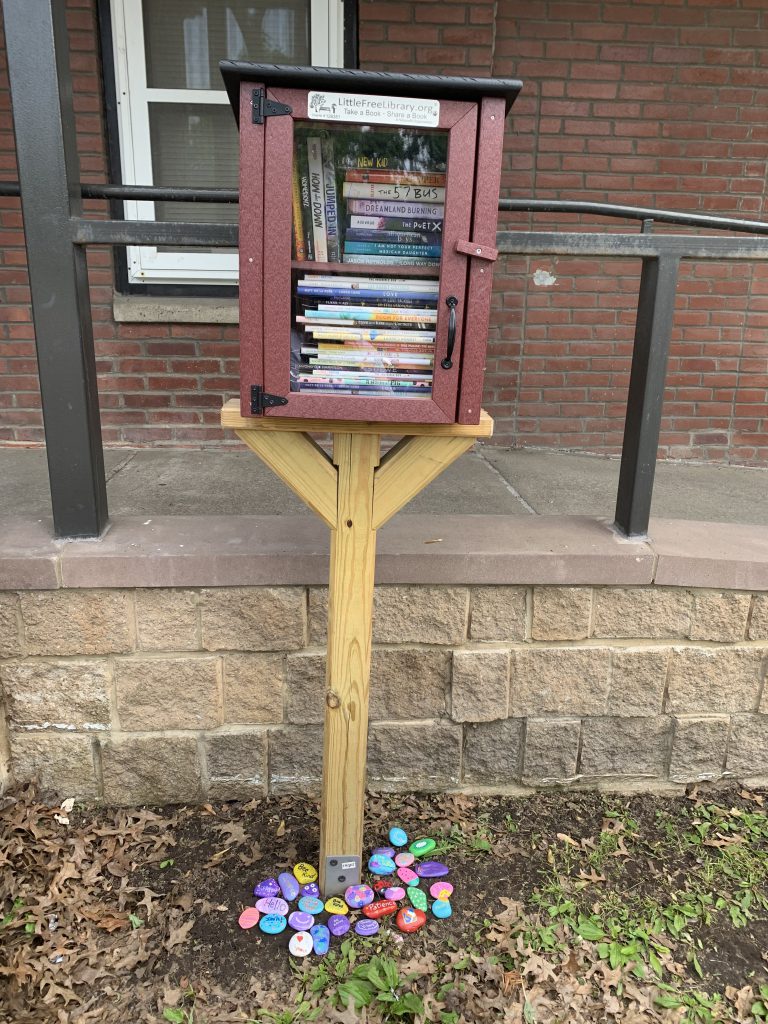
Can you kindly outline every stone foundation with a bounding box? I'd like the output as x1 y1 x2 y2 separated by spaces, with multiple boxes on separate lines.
1 583 766 803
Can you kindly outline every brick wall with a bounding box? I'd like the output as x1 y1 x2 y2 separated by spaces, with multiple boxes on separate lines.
0 0 767 461
1 583 767 802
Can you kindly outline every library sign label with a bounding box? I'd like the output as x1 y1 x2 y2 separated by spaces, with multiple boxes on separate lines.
307 92 440 128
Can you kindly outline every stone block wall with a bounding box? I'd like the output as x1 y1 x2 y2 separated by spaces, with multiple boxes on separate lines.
0 584 767 804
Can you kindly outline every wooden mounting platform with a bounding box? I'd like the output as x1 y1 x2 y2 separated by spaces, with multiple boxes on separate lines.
221 398 494 896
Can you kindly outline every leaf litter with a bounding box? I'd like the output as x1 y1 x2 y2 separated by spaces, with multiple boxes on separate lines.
1 782 768 1022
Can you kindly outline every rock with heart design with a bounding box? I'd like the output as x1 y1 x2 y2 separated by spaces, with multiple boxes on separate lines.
362 899 398 919
396 906 427 933
253 878 280 899
397 866 419 886
288 930 313 957
278 872 300 902
238 907 260 930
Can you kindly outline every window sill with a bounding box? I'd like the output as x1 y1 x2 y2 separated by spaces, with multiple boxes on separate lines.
113 293 239 324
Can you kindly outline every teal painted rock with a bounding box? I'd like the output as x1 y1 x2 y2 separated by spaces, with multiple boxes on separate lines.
389 826 408 847
432 899 452 919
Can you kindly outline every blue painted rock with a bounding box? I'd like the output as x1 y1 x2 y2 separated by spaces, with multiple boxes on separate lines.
278 872 301 902
389 827 408 847
384 886 406 902
253 878 280 899
300 882 321 899
259 913 287 935
362 899 398 919
432 899 452 919
293 862 318 884
355 918 380 936
408 887 428 912
256 896 289 916
238 907 260 930
310 924 330 956
416 861 449 879
288 910 314 931
327 914 350 937
395 907 426 933
409 837 436 858
430 882 453 901
288 930 313 957
394 852 414 868
298 896 324 915
324 896 348 915
397 867 419 886
344 884 374 909
368 854 397 876
372 846 396 859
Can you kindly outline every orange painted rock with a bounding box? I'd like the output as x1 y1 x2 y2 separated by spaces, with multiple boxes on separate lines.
396 906 427 933
362 899 398 919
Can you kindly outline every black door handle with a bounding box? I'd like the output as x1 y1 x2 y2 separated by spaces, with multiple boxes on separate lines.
441 295 458 369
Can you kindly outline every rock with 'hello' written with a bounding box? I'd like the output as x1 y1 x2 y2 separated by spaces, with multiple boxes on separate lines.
256 896 289 916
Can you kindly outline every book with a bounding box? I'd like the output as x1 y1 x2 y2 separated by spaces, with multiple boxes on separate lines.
345 229 442 245
347 199 444 219
304 329 435 343
300 275 439 291
342 182 445 202
307 137 328 262
296 144 315 260
291 159 306 261
342 254 440 267
301 341 435 353
301 307 437 321
344 242 443 258
322 136 341 262
297 381 432 396
348 216 443 233
344 170 446 186
296 286 441 302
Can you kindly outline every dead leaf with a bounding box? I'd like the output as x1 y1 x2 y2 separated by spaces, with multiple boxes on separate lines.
164 919 194 952
276 819 286 837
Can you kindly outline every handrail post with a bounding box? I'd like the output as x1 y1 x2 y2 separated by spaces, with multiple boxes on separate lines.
614 255 680 538
3 0 108 538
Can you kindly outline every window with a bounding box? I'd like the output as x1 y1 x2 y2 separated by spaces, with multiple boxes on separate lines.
108 0 345 287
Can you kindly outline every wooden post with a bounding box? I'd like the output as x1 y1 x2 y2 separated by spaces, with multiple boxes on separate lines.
221 400 493 895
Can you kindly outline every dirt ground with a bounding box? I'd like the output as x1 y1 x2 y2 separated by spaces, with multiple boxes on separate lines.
2 782 767 1023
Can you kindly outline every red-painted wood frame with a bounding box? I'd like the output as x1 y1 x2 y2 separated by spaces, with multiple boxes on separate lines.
237 80 507 425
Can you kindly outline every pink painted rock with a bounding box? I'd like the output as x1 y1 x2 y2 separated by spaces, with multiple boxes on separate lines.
238 907 260 930
397 866 419 886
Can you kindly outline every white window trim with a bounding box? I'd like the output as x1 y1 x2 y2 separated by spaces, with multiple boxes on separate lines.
110 0 344 285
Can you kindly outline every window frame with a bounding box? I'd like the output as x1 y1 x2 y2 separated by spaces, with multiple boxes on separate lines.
101 0 347 290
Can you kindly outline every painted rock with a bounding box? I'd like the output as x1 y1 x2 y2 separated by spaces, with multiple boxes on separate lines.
409 838 436 858
395 907 426 934
432 899 452 920
324 896 348 916
362 899 398 919
373 879 393 894
293 862 318 885
253 878 280 899
310 924 330 956
298 896 324 915
288 930 313 957
368 854 397 875
355 919 380 936
344 884 374 909
300 882 321 899
278 872 301 902
238 907 260 930
288 910 315 931
372 846 396 859
259 913 287 935
416 861 449 879
384 886 406 902
397 867 419 886
389 827 408 847
256 896 289 916
394 852 415 868
408 887 428 912
430 882 454 901
327 914 350 937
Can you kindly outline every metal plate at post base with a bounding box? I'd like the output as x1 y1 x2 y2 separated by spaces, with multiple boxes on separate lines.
322 855 361 898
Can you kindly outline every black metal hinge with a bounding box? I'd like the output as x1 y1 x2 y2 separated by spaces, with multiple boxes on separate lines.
251 385 289 416
252 88 293 124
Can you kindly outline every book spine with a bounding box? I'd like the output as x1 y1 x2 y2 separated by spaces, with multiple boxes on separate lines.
343 182 445 202
291 157 306 261
296 144 315 261
300 310 437 322
322 136 341 263
345 229 441 245
297 287 440 301
307 137 328 262
341 254 440 266
344 242 442 258
304 343 435 354
348 215 443 233
344 170 446 186
347 199 445 218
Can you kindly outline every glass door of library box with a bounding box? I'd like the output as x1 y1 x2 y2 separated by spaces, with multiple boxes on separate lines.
240 86 479 423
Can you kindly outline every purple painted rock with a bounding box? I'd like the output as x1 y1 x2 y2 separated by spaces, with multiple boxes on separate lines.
397 867 419 886
253 878 280 899
372 846 396 859
238 907 260 930
430 881 454 901
256 896 289 916
288 910 315 931
310 923 330 956
298 896 324 915
355 918 380 936
394 852 414 868
344 884 374 909
395 906 426 933
327 914 351 937
416 861 449 879
278 872 301 902
368 854 397 876
363 899 398 919
384 886 406 902
300 882 321 899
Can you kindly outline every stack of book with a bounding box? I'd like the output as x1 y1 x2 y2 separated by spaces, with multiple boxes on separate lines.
292 135 444 267
293 275 439 397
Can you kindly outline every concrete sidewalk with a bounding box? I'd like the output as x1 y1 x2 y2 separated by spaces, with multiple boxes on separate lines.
2 445 767 525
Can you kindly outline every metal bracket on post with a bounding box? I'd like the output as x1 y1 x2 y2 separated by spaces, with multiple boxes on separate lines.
250 385 289 416
323 855 362 899
251 88 293 124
